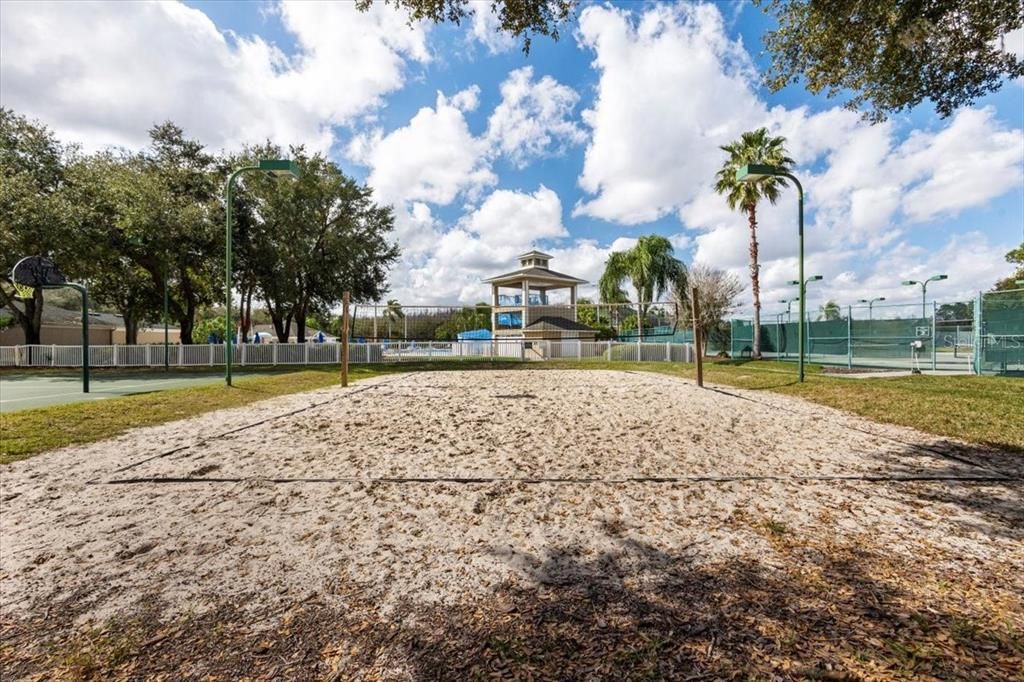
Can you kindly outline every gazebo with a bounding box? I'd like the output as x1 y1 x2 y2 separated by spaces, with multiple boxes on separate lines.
483 251 596 340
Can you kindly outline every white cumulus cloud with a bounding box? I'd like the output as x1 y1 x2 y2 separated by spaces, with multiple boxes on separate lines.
467 3 518 54
0 0 430 152
347 88 496 207
486 66 587 168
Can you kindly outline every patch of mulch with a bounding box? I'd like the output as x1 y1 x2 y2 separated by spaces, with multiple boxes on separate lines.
2 531 1021 681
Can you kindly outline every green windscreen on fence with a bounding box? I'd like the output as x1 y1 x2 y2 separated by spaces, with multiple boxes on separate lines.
576 292 1019 375
726 300 986 372
978 289 1024 375
733 315 932 363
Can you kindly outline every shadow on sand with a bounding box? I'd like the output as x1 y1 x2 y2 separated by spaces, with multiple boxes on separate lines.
4 509 1020 680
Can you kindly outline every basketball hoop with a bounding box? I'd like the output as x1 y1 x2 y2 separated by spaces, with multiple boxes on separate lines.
11 255 68 289
8 255 91 392
11 281 36 300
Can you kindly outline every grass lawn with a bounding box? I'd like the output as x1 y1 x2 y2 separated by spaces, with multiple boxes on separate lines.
1 359 1020 464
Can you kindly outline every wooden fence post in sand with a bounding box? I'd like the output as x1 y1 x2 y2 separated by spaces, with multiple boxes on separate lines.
341 291 350 387
691 287 704 388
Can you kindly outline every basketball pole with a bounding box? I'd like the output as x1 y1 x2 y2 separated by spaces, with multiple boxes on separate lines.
45 282 89 393
341 291 350 387
163 270 169 372
54 282 90 393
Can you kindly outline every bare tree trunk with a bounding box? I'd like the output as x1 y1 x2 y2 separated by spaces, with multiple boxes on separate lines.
747 205 762 358
123 314 139 345
272 316 288 343
634 286 645 340
242 285 253 343
178 274 197 344
295 307 307 344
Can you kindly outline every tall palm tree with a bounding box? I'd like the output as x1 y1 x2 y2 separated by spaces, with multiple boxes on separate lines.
383 299 404 338
714 127 793 358
599 235 687 339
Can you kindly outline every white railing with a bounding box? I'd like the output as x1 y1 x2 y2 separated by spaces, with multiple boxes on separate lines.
0 341 695 368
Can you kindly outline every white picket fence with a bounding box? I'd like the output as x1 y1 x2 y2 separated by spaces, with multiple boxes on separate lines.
0 340 694 368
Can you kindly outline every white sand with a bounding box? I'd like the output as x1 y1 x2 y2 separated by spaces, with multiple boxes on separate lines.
1 369 1021 625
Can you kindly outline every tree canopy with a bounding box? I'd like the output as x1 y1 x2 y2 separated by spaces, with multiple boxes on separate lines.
1 109 400 345
993 242 1024 291
356 0 573 53
233 144 399 341
1 108 77 343
757 0 1024 122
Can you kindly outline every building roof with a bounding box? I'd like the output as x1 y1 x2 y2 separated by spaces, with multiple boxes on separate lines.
483 266 587 286
524 316 596 332
39 306 119 328
517 249 553 260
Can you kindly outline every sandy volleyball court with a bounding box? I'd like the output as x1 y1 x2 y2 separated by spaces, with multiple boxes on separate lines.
2 369 1022 679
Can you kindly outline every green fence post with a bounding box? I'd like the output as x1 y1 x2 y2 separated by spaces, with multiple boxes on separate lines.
931 300 937 371
776 314 781 362
847 306 853 369
973 291 982 374
806 312 812 362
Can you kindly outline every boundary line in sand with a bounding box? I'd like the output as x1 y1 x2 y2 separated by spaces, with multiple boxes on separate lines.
96 474 1019 485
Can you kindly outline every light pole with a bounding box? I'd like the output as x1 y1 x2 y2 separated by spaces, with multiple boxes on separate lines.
902 274 947 318
225 159 300 386
779 297 799 323
857 296 886 321
738 164 806 381
785 273 822 380
788 275 823 300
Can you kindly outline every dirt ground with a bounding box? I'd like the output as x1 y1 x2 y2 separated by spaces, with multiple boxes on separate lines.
1 369 1021 680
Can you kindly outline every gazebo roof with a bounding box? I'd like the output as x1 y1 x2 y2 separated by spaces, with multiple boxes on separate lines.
483 252 587 286
524 316 596 332
482 266 587 286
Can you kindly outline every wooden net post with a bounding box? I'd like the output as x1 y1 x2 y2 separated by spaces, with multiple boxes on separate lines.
691 286 704 388
341 291 350 387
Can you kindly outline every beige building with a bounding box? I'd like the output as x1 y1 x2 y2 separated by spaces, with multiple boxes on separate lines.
484 251 596 340
0 305 180 346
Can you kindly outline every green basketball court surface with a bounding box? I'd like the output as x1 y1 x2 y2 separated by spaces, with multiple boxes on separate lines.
0 371 266 413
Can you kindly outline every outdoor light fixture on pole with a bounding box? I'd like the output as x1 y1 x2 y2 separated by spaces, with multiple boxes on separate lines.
779 297 799 322
901 274 948 318
785 275 822 380
224 159 301 386
738 163 807 381
857 296 886 321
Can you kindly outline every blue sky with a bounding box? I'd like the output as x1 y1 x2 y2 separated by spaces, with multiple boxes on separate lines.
2 0 1022 311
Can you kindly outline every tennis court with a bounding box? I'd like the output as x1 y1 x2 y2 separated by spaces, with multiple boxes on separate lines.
0 371 263 412
2 368 1020 678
